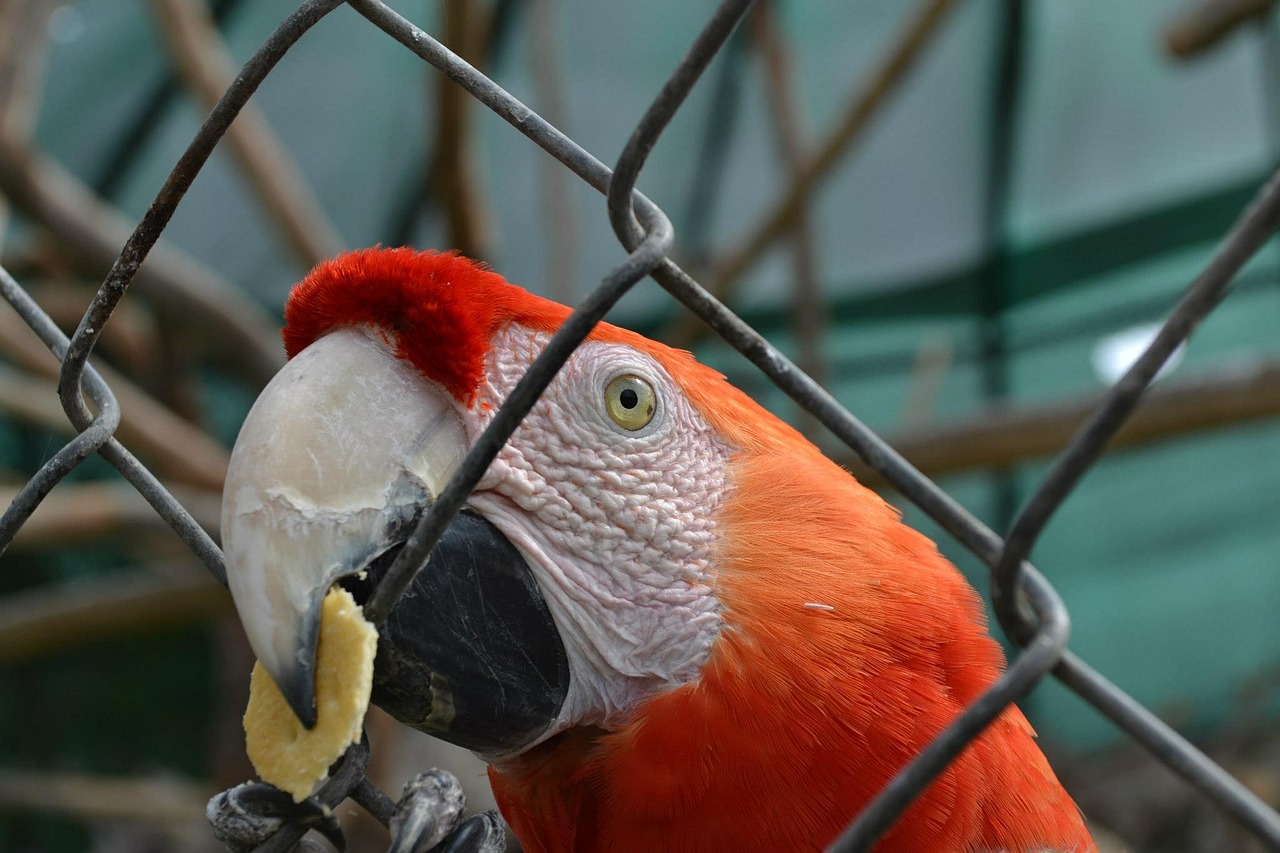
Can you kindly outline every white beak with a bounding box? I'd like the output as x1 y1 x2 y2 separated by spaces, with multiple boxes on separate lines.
220 326 466 726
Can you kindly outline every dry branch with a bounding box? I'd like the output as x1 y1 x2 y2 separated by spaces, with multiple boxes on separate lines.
0 768 212 826
0 479 222 552
147 0 345 268
843 355 1280 486
24 279 162 375
0 308 231 490
530 0 578 302
0 0 49 142
752 1 826 429
0 559 228 661
1164 0 1278 57
899 337 955 429
0 0 280 381
673 0 959 346
432 0 496 261
0 364 67 433
0 138 283 383
0 0 51 261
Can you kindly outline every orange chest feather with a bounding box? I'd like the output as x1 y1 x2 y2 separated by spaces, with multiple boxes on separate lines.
489 632 1091 853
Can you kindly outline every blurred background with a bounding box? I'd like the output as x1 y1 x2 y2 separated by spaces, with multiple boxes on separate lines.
1 0 1280 850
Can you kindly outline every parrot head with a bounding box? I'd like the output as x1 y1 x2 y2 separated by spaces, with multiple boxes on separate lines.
222 248 1094 851
222 247 760 755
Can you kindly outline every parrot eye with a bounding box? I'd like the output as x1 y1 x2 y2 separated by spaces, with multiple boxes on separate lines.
604 374 657 431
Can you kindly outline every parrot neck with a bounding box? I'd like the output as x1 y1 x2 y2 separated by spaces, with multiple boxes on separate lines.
490 450 1094 853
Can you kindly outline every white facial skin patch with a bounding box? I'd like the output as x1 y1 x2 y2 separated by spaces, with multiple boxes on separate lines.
464 327 735 742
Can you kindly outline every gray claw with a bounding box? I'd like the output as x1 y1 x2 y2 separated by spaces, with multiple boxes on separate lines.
437 812 506 853
207 784 281 851
388 770 468 853
207 781 345 852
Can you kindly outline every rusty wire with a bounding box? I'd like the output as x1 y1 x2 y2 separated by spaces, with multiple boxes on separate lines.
2 1 1280 851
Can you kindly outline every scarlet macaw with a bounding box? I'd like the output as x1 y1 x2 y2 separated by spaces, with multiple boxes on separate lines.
221 248 1095 852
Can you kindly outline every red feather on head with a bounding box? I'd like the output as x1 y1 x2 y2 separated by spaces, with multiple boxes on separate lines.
283 248 571 407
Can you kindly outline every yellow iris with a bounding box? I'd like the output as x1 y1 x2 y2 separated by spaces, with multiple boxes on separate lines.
604 374 657 430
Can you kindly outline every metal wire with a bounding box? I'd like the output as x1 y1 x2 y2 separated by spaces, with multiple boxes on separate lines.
2 1 1280 851
0 266 224 580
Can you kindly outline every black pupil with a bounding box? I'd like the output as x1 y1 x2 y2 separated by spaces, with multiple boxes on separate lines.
619 388 639 409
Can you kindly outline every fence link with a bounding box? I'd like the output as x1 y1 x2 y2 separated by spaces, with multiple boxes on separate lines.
2 1 1280 850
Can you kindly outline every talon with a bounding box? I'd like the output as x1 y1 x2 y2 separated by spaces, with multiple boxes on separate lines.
232 782 329 821
207 781 346 852
309 814 347 852
436 812 505 853
388 770 467 853
208 784 281 851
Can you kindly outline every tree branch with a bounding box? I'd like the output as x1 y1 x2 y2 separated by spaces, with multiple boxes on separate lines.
146 0 345 267
0 480 221 553
0 307 230 490
0 138 283 383
673 0 959 345
0 768 211 826
842 355 1280 486
0 0 48 142
529 0 578 302
1164 0 1278 58
0 559 228 661
752 1 826 432
432 0 496 261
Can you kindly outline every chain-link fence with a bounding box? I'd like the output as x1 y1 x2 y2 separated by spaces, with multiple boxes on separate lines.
3 0 1280 850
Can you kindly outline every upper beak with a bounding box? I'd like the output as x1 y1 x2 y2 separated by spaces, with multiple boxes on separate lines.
221 327 466 728
221 326 570 756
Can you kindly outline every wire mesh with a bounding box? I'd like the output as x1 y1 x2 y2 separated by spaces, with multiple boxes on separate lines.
2 1 1280 850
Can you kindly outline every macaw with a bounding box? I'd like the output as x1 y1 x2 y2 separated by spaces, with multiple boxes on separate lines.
221 247 1095 852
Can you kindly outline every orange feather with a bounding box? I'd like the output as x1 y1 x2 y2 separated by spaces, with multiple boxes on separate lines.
491 444 1095 852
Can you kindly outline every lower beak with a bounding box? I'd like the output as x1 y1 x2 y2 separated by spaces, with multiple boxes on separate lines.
221 327 568 752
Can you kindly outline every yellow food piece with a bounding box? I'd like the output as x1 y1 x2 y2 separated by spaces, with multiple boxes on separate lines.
243 587 378 802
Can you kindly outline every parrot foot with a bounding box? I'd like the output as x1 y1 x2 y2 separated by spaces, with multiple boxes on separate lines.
207 782 345 852
208 732 373 852
388 770 506 853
